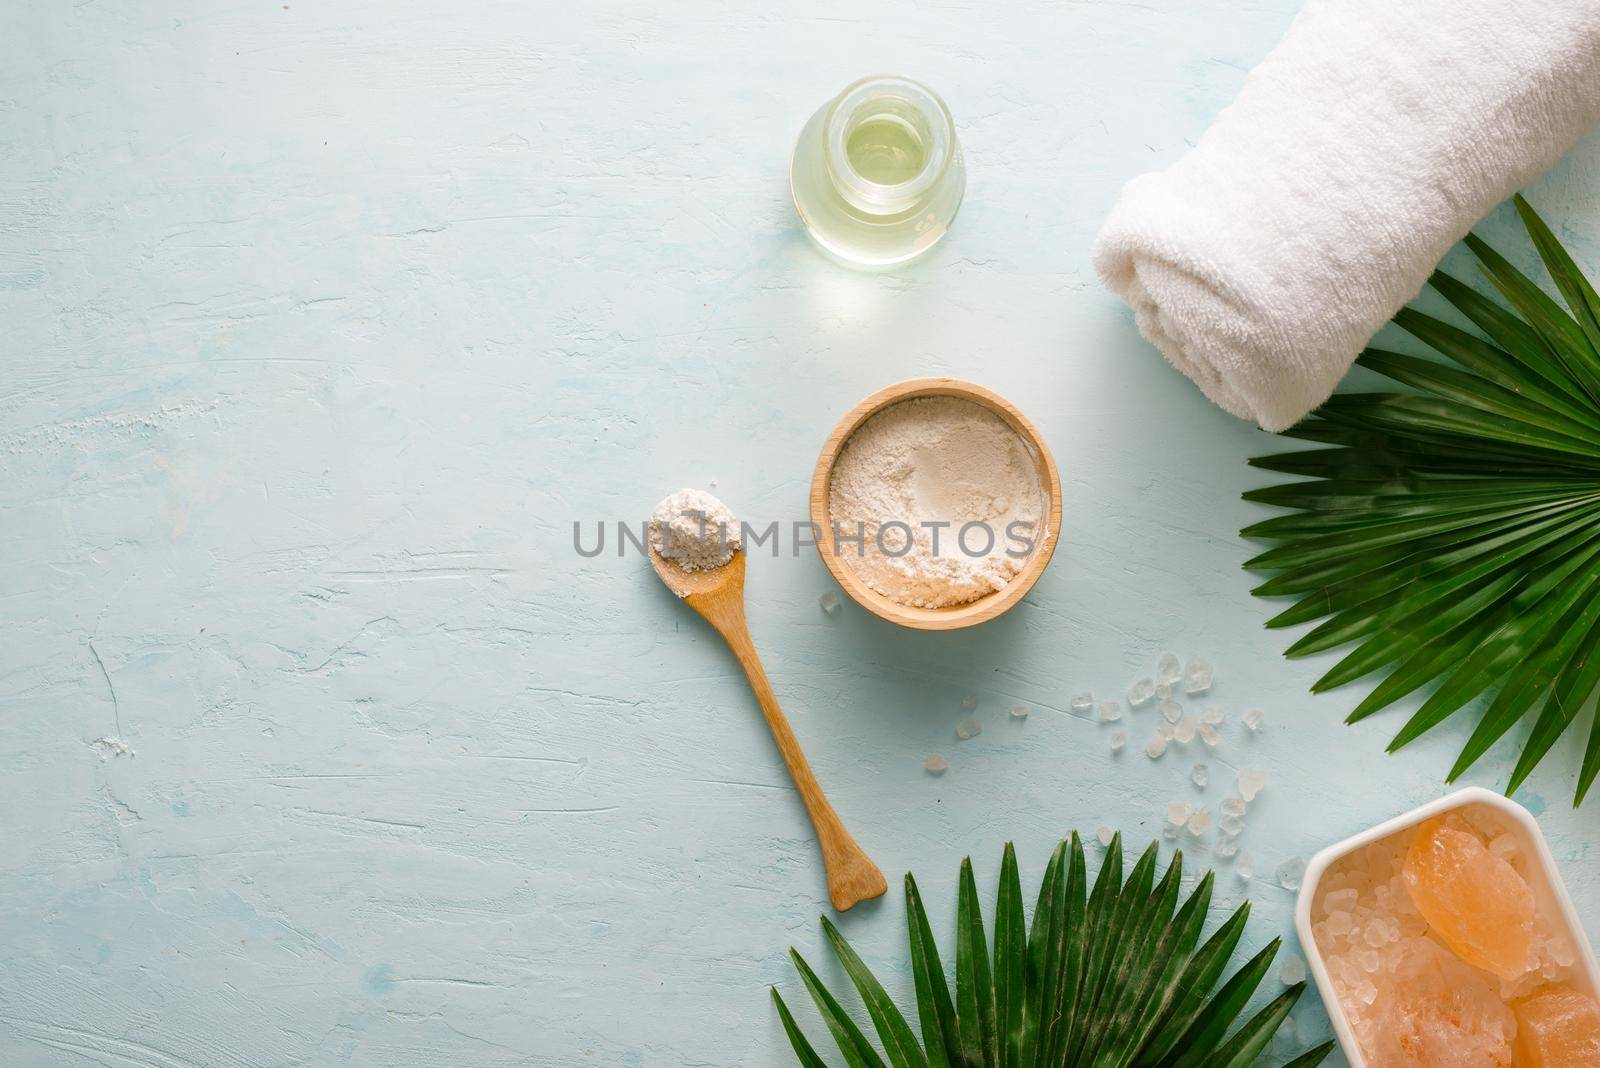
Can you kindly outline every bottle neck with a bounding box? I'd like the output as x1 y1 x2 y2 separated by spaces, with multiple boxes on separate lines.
823 76 954 217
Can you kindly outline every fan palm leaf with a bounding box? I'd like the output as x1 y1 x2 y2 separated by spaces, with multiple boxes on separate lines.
772 835 1334 1067
1245 195 1600 805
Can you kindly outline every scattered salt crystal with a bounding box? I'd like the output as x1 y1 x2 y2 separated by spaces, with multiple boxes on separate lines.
819 590 842 615
1167 801 1194 826
1156 652 1181 686
1219 814 1244 836
1159 698 1182 724
1127 678 1156 708
1236 852 1255 880
1187 809 1211 835
1191 762 1209 788
1156 682 1172 700
924 755 949 775
1009 705 1029 719
1182 657 1213 695
1276 856 1306 891
956 718 982 740
1203 705 1226 725
1216 837 1239 858
1110 731 1127 752
1157 721 1175 740
1238 768 1268 802
1221 797 1247 818
1198 723 1220 748
961 694 978 712
1162 823 1179 841
1097 700 1122 723
1070 692 1093 714
1146 736 1169 760
1096 825 1114 847
1243 708 1265 733
1279 954 1306 985
1174 716 1197 744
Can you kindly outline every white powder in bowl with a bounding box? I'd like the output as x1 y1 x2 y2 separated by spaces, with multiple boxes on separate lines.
650 488 741 572
828 395 1047 609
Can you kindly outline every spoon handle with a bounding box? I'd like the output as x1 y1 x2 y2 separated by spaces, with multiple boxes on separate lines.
718 621 888 911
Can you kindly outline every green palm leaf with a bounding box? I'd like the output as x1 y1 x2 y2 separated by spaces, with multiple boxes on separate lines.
1246 195 1600 806
774 837 1333 1068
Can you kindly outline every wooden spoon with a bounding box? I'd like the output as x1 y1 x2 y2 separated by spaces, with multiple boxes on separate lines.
650 545 887 911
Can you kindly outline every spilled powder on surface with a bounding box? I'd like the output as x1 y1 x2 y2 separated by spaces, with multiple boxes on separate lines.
828 396 1045 609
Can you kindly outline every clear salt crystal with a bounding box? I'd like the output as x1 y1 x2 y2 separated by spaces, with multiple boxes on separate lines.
1182 657 1213 695
1160 698 1182 724
1157 721 1175 740
1216 837 1239 858
925 754 949 775
1219 814 1244 836
1096 825 1114 847
1162 823 1179 840
1174 716 1197 744
1127 678 1156 708
1156 652 1181 686
1145 736 1169 759
1243 708 1265 733
1198 723 1220 748
956 717 982 740
1238 768 1268 802
1097 700 1122 723
1323 889 1359 915
1236 852 1255 880
1167 801 1194 826
1191 762 1209 788
1109 731 1127 752
1279 954 1306 985
1009 705 1029 719
1070 692 1093 714
819 590 842 615
1203 705 1226 725
1221 797 1247 817
961 694 978 712
1488 833 1518 861
1276 856 1306 891
1187 809 1211 835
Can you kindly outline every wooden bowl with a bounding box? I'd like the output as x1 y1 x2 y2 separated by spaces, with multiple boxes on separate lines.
809 377 1062 631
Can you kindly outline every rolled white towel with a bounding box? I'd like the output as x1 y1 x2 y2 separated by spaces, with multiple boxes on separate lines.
1093 0 1600 432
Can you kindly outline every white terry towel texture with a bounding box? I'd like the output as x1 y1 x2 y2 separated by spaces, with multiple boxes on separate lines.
1093 0 1600 432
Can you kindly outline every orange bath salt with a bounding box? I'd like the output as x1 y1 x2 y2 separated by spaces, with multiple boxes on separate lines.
1402 819 1536 982
1512 984 1600 1066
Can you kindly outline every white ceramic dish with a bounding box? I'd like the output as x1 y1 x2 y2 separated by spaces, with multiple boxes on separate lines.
1295 787 1600 1066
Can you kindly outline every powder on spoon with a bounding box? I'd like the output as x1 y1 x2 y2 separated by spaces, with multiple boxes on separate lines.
650 488 741 572
828 396 1046 608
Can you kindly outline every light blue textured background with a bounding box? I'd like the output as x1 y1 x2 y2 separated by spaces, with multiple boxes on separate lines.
2 2 1597 1065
